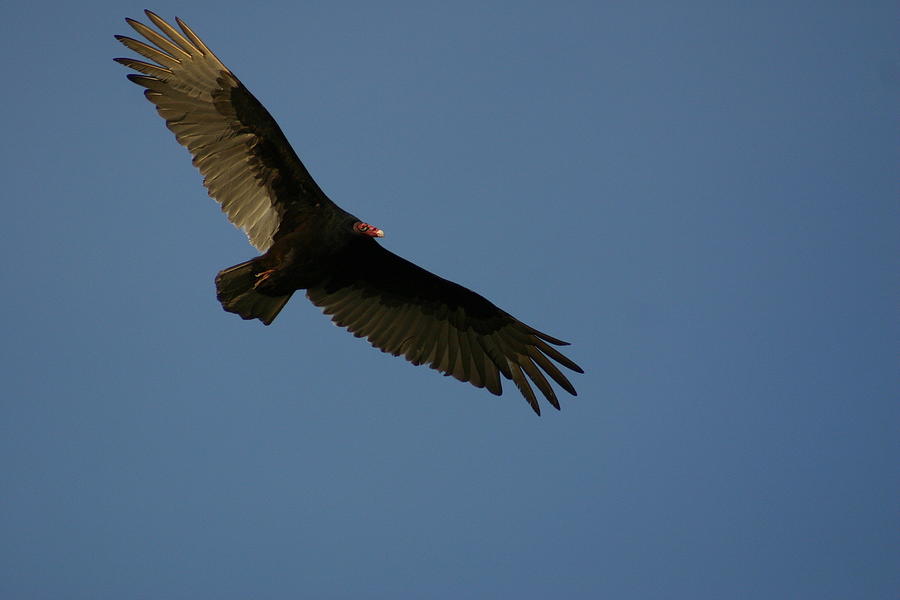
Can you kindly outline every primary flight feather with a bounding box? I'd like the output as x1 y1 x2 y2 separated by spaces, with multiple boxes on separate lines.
115 10 583 414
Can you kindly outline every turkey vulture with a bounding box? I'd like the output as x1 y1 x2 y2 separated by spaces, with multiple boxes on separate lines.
115 11 583 414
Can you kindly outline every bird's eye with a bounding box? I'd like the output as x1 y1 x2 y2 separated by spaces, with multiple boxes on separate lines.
357 224 368 232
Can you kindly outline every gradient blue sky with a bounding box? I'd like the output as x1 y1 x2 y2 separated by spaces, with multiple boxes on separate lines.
2 1 897 598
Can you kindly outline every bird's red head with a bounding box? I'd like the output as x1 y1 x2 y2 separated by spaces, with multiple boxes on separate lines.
353 221 385 237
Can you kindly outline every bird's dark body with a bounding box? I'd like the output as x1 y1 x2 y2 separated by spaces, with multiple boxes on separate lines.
254 214 358 293
116 11 583 414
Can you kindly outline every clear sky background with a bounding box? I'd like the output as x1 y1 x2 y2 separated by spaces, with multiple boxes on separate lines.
1 1 897 598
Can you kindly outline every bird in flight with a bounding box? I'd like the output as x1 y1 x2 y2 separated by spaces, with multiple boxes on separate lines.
115 10 583 414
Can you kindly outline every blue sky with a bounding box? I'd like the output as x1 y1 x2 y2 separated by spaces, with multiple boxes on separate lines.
1 1 897 598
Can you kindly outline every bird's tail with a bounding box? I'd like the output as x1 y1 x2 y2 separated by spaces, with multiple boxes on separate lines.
215 259 293 326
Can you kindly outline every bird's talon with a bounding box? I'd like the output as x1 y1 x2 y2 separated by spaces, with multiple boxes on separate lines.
254 269 276 288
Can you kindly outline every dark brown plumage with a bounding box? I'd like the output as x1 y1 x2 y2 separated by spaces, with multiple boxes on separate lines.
115 11 583 414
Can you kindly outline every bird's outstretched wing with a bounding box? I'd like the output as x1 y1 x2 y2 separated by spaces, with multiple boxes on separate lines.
115 10 334 251
307 241 583 414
